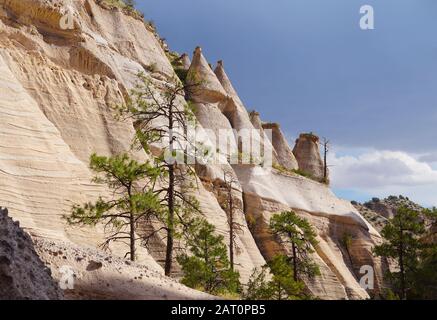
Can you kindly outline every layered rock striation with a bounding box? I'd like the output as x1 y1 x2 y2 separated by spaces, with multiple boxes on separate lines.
0 0 383 299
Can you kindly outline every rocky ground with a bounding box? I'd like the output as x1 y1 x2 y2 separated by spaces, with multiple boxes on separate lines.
0 207 63 300
33 237 214 300
352 203 388 233
353 195 424 232
0 206 213 300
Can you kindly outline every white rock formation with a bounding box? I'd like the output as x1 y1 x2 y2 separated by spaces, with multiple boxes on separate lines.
0 0 383 299
234 165 384 299
293 133 326 181
34 238 214 300
261 122 298 170
187 47 227 104
0 0 266 295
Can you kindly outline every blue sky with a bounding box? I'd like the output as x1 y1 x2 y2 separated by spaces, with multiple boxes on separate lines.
138 0 437 206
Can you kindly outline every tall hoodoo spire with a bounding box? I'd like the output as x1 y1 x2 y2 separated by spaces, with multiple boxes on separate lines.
213 58 278 165
262 122 298 170
186 46 227 103
293 133 326 182
214 59 243 106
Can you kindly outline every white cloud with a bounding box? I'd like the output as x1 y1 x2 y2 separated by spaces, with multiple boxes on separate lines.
329 149 437 206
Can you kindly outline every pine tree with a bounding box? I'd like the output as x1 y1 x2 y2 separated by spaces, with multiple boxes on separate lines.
242 266 272 300
243 255 306 300
373 206 426 300
269 211 320 281
117 73 201 276
67 153 162 261
177 220 240 295
267 255 306 300
413 246 437 299
409 208 437 299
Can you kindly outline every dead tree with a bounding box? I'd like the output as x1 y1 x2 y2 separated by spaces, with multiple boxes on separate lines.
322 137 330 183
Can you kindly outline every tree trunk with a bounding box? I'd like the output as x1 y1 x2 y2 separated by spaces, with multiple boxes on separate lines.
165 164 175 276
399 231 406 300
292 242 298 282
323 139 328 181
164 105 175 276
128 188 136 262
323 149 327 180
130 211 135 261
229 187 234 271
204 233 212 293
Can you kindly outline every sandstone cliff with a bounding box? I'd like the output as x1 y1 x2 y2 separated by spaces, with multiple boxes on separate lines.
0 0 383 299
293 133 327 182
261 122 298 170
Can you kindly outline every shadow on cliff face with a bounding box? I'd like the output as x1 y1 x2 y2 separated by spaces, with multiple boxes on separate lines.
0 207 63 300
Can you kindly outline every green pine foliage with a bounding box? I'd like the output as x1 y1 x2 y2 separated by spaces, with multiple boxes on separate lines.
115 72 201 276
177 220 240 295
242 266 272 300
269 211 320 281
67 153 162 261
374 206 437 300
373 206 425 299
243 211 321 300
242 255 306 300
412 247 437 299
267 255 306 300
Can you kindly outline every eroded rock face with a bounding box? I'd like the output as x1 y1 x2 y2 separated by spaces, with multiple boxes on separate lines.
353 203 388 233
0 0 382 299
293 133 326 181
0 0 265 291
248 111 263 131
249 111 279 166
214 60 259 133
262 122 298 170
180 53 191 70
233 165 384 299
0 207 63 300
33 238 214 300
187 47 227 104
186 48 237 156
